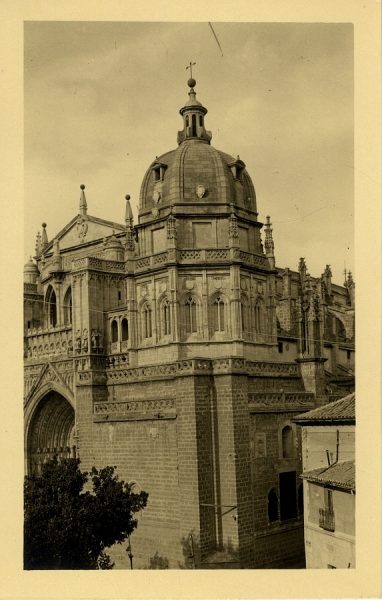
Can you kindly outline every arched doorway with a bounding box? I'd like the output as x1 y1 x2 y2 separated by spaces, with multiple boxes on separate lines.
27 391 75 475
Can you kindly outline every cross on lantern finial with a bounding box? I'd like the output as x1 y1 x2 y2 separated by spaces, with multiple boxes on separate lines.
186 61 196 79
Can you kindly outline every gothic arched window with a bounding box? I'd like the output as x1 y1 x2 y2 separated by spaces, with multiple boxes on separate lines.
121 318 129 341
213 297 225 332
46 286 57 328
185 296 197 334
63 287 72 326
254 300 263 333
111 320 118 343
268 488 279 522
143 303 152 338
163 300 171 335
240 296 249 335
282 425 294 458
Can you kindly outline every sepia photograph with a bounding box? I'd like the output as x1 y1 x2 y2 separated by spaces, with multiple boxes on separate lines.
0 3 379 598
23 21 356 571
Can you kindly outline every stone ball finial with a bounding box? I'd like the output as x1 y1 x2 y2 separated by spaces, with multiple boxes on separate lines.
42 222 47 228
187 77 196 88
80 184 85 190
125 194 130 201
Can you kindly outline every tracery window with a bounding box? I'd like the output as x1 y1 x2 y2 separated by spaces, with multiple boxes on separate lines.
240 296 249 335
213 297 225 332
142 303 152 338
185 296 197 334
46 286 57 328
63 287 72 326
163 300 171 335
254 300 263 333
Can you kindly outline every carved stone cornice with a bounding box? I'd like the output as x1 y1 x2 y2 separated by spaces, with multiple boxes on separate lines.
93 398 176 422
248 391 315 412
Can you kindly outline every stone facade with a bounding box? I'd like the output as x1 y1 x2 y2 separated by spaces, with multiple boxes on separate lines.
23 78 355 568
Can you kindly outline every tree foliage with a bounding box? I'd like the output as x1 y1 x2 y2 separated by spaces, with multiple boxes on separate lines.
24 458 148 569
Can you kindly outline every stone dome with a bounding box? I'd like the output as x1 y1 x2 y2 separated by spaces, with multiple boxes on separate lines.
24 258 39 283
138 80 257 222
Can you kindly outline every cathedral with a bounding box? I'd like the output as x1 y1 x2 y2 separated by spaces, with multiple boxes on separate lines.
23 76 355 569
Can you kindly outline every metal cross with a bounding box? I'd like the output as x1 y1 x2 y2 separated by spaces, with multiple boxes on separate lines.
186 61 196 78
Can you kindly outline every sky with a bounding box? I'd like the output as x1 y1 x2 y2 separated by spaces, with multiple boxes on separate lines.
24 21 354 283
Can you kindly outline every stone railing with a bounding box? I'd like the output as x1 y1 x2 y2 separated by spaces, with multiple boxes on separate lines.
152 252 168 265
72 256 125 273
62 251 104 271
135 256 151 270
24 326 73 360
239 251 268 268
93 398 176 422
179 249 202 261
248 391 315 412
108 341 129 355
179 249 229 263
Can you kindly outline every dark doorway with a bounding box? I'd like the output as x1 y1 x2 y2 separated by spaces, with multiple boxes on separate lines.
279 471 297 520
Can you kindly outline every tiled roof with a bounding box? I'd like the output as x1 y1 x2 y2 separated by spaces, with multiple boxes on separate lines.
293 393 355 424
301 460 355 491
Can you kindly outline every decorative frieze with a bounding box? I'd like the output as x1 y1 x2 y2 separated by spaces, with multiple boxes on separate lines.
213 358 299 377
106 358 213 383
93 398 176 422
248 391 315 412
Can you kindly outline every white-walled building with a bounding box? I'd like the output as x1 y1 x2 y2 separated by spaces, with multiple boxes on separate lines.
294 393 355 568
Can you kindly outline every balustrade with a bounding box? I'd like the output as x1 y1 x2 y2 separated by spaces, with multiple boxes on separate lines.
25 326 73 360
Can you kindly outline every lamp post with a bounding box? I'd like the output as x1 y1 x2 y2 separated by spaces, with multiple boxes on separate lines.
126 535 133 569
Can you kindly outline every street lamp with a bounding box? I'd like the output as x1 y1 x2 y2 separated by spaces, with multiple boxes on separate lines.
126 535 133 569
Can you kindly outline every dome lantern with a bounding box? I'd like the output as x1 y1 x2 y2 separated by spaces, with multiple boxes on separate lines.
177 78 212 145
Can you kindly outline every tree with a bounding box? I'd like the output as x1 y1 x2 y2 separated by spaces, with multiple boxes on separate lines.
24 458 148 569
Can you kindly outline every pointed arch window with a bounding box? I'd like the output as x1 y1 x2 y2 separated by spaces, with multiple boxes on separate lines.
63 287 72 326
163 300 171 335
111 320 118 343
143 303 152 338
121 318 129 341
185 296 197 334
240 296 249 335
254 300 263 333
282 425 294 458
213 297 225 332
268 488 279 523
46 286 57 328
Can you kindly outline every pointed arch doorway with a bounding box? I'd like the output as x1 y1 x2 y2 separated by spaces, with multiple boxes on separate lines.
27 391 75 475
